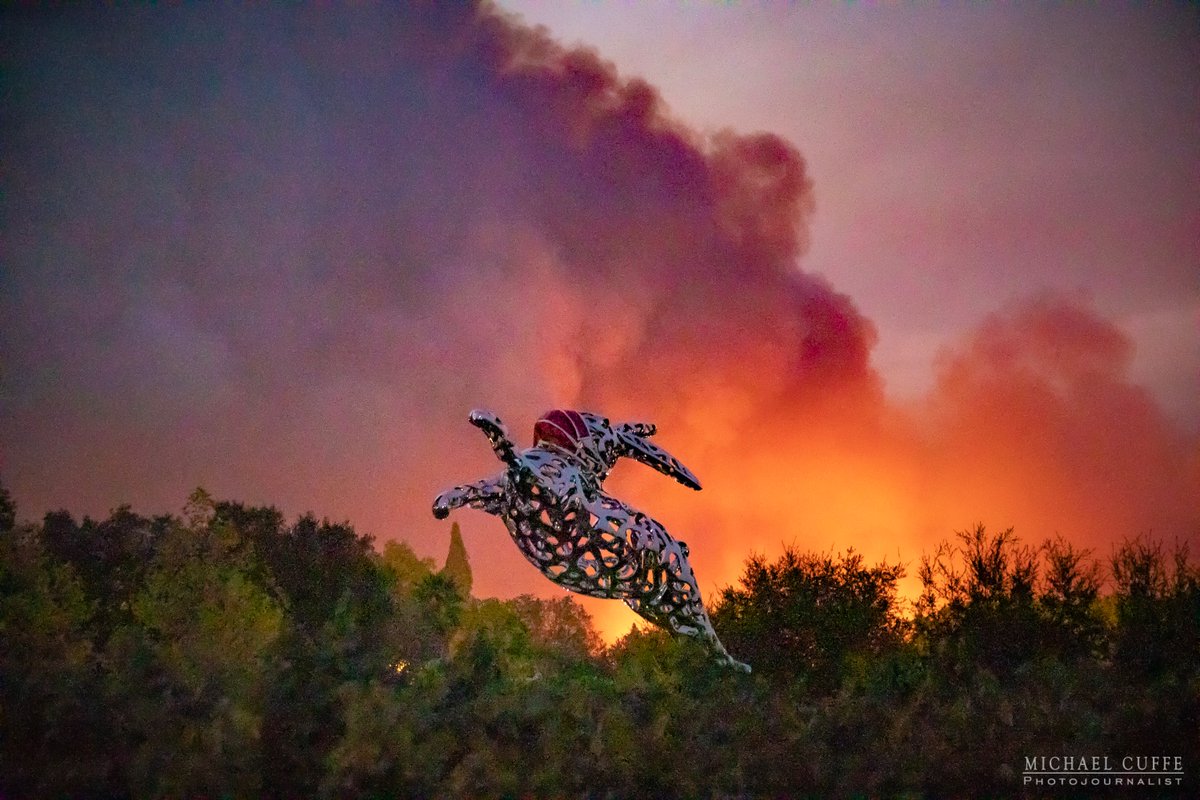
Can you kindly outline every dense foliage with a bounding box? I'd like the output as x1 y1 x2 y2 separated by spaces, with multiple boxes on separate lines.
1 485 1196 798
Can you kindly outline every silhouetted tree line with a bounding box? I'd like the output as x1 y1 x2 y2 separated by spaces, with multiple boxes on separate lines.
1 483 1196 799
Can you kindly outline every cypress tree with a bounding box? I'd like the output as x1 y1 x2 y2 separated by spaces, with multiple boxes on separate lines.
441 521 473 597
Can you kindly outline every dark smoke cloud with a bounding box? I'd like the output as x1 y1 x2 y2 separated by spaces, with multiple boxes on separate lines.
2 4 1195 630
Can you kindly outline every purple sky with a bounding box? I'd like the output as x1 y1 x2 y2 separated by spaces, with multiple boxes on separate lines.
3 3 1196 638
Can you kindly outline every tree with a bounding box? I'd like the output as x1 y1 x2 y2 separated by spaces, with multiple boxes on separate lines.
916 525 1043 672
714 546 905 689
114 507 283 799
210 500 407 796
508 594 601 659
38 505 168 644
0 516 108 798
440 521 473 597
1111 538 1199 676
1039 535 1104 658
380 539 436 595
414 572 465 641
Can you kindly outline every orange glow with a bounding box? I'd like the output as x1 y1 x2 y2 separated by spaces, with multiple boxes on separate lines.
8 3 1195 656
541 298 1200 644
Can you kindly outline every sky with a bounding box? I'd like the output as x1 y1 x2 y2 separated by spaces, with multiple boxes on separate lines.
3 2 1198 639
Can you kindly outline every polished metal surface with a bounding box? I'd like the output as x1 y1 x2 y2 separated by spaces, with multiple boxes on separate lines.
434 409 748 671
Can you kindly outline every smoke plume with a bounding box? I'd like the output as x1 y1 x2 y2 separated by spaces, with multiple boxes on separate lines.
3 2 1195 637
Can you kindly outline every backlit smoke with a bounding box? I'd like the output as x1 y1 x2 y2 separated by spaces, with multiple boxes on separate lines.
3 2 1195 638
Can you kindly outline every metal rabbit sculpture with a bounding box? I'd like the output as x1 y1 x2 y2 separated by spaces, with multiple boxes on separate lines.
433 409 749 671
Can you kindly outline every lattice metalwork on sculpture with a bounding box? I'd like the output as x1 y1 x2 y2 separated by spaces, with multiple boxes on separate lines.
433 408 749 672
